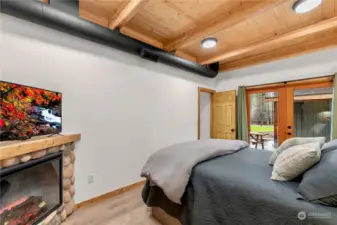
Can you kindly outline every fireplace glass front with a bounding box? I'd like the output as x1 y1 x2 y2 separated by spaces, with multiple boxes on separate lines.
0 152 62 225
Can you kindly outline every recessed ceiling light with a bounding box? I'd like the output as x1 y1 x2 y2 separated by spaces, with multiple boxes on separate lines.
201 38 217 49
292 0 323 14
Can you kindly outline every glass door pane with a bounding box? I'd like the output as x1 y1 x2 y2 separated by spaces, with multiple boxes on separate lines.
249 92 279 151
292 87 333 141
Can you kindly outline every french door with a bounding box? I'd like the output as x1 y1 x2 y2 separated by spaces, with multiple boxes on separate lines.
286 79 334 142
247 87 287 150
247 77 334 150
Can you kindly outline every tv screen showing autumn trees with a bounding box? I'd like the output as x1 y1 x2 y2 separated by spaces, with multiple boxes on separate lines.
0 81 62 141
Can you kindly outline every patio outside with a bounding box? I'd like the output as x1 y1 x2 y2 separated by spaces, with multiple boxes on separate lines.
249 92 277 151
249 87 333 151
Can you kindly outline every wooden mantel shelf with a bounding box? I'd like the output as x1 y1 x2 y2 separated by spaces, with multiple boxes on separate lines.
0 133 81 160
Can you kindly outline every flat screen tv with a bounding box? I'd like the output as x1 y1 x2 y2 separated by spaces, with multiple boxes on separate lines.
0 81 62 141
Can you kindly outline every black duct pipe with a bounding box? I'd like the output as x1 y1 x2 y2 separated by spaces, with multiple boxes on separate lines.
0 0 218 78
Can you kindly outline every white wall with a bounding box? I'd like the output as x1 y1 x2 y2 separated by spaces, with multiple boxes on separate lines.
199 92 211 139
216 48 337 91
0 14 215 203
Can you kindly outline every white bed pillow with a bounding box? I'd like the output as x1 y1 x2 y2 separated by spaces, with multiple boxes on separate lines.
271 142 321 181
269 137 325 166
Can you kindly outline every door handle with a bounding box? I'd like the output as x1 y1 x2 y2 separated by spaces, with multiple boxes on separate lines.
287 132 292 135
231 129 235 132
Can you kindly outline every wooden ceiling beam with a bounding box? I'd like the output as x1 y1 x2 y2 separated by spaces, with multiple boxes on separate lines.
120 27 163 49
120 27 198 62
163 0 283 52
201 16 337 65
79 6 109 27
109 0 147 30
219 34 337 72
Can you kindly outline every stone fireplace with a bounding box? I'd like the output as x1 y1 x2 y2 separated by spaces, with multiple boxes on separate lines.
0 134 80 225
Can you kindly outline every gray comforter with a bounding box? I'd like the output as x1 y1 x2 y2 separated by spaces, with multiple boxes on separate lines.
142 148 337 225
141 139 248 204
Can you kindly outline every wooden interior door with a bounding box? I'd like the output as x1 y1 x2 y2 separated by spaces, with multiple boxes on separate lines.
212 90 236 139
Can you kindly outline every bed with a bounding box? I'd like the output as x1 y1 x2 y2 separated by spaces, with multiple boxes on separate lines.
142 147 337 225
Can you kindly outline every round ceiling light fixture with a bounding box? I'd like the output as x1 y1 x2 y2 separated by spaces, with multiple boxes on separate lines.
292 0 323 14
201 37 217 49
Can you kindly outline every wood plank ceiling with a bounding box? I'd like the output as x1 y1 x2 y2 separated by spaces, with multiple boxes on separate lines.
76 0 337 72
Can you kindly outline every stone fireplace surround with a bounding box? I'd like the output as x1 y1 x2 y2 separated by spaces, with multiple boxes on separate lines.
0 134 81 225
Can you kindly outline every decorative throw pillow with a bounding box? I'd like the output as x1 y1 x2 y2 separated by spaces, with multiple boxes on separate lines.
298 141 337 206
271 142 321 181
321 139 337 153
269 137 325 165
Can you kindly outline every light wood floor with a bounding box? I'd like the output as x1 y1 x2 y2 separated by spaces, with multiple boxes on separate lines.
63 186 161 225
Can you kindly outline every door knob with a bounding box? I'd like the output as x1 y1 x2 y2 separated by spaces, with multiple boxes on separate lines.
231 129 235 132
287 132 292 135
287 126 292 129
